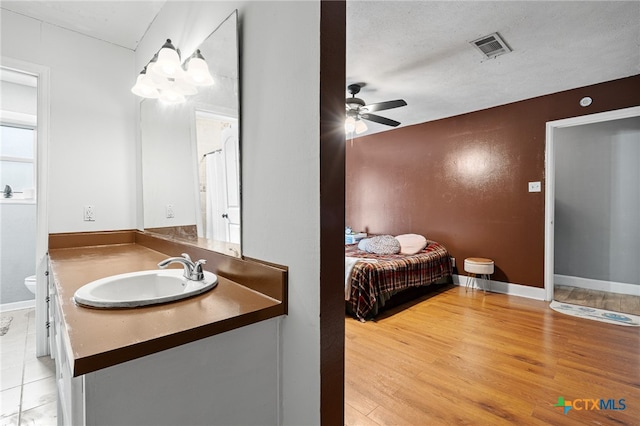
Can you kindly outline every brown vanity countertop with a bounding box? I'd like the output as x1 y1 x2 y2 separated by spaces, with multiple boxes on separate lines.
49 243 283 377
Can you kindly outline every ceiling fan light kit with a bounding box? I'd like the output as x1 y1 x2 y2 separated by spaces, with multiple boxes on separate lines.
354 119 368 134
345 83 407 135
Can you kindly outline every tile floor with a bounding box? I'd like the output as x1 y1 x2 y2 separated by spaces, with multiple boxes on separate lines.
1 308 57 426
554 285 640 316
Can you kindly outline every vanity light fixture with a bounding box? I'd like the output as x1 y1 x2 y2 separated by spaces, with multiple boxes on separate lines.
131 39 215 104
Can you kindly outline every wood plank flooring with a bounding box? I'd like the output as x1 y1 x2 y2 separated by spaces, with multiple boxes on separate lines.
345 286 640 425
554 285 640 316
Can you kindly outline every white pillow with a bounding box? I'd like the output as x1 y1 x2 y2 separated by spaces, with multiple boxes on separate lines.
395 234 427 255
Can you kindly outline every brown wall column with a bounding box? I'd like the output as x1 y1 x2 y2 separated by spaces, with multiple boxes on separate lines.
320 0 346 424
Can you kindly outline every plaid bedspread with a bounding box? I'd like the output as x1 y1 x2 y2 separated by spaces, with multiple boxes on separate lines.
345 240 452 319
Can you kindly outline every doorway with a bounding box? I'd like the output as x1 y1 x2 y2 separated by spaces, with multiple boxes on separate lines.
544 106 640 312
1 57 50 357
192 110 240 249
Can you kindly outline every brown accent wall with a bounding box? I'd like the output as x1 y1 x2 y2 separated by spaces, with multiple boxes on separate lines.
346 75 640 288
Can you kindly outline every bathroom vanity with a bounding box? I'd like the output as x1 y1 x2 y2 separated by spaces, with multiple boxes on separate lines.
47 230 287 425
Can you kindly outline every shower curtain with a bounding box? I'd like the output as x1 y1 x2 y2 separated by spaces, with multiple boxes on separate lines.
205 151 227 241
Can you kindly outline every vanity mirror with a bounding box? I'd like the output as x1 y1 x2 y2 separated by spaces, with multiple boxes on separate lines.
140 10 240 257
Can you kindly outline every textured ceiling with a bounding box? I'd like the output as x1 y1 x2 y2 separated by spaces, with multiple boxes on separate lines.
2 1 638 136
347 1 640 135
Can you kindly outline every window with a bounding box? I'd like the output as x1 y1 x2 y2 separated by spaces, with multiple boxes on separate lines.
0 124 36 195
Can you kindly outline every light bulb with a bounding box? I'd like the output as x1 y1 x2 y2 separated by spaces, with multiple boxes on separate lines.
185 56 214 86
154 39 183 79
345 116 356 133
131 73 159 99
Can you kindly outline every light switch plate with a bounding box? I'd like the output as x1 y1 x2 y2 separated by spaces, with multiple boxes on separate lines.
528 181 541 192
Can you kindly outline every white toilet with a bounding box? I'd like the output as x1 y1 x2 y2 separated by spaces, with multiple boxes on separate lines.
24 275 36 295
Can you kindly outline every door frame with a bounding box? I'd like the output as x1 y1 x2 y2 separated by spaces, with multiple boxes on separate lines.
544 106 640 301
1 56 51 356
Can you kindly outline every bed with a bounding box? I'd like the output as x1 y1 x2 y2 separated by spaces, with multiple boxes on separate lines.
345 240 452 320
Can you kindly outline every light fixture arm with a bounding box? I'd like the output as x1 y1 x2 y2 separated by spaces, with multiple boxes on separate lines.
190 49 205 61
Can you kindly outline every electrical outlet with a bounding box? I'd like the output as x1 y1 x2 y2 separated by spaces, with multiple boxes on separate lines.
166 204 175 219
528 181 541 192
84 205 95 221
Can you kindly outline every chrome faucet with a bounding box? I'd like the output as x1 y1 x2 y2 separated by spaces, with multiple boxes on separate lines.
157 253 206 281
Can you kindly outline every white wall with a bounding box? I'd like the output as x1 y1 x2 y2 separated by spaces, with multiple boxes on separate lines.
136 1 322 424
0 203 36 304
140 100 197 227
0 10 137 233
240 3 321 423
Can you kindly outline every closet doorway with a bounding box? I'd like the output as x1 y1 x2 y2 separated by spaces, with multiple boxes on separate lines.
544 106 640 314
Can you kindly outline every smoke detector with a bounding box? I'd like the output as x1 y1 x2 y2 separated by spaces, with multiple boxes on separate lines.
470 32 512 59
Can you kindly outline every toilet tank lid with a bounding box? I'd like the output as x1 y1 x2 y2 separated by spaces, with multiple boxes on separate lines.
25 275 36 282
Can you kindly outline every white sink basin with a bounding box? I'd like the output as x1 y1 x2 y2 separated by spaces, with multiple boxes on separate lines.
73 269 218 309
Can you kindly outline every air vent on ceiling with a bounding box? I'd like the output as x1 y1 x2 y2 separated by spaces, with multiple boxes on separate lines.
470 32 511 59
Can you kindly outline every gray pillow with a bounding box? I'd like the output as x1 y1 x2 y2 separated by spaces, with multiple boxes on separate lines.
362 235 400 255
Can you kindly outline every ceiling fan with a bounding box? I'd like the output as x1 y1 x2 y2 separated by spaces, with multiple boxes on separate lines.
345 83 407 134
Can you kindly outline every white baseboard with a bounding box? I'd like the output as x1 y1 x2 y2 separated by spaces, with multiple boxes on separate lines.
555 274 640 296
453 274 546 300
1 299 36 313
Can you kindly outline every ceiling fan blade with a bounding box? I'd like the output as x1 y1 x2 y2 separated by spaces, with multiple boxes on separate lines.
363 99 407 113
361 113 401 127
